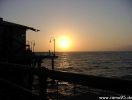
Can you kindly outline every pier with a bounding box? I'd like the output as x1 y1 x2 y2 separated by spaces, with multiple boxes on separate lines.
0 62 132 100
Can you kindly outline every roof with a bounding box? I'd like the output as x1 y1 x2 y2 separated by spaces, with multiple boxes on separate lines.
0 18 40 32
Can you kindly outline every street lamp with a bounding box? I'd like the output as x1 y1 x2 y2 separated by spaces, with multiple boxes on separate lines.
50 37 55 56
50 37 56 70
31 40 35 53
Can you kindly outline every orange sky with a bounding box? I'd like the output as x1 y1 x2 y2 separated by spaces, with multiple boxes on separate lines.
1 0 132 52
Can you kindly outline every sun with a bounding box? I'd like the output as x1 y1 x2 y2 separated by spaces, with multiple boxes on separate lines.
58 36 71 50
60 39 69 48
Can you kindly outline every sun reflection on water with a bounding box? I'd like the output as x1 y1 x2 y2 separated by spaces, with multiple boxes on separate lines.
57 53 71 69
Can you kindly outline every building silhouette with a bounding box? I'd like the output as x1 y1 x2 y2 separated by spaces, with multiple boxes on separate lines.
0 18 39 64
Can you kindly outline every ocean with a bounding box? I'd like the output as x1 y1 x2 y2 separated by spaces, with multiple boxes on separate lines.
41 51 132 80
36 51 132 99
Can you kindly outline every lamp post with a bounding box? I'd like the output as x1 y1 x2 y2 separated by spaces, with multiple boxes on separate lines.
31 40 35 54
50 37 55 56
50 37 56 70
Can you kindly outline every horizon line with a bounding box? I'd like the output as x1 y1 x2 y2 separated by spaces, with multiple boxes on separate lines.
34 50 132 53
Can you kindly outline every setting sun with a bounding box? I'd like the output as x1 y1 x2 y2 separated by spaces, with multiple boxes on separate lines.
60 39 69 48
57 36 72 51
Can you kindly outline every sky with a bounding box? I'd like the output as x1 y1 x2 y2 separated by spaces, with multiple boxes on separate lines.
0 0 132 52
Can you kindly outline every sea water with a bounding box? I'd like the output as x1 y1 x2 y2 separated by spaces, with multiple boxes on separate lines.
39 51 132 99
41 51 132 80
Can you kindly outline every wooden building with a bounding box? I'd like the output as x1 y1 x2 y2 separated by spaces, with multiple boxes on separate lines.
0 18 39 64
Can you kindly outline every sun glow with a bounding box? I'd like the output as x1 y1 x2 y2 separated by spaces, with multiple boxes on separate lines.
58 36 71 51
60 39 69 48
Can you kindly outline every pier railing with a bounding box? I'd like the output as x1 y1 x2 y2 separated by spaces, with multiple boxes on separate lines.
0 62 132 99
45 69 132 95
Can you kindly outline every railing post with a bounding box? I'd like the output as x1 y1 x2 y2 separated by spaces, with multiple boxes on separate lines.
56 81 59 100
39 68 47 100
37 58 42 68
73 84 76 95
51 56 54 70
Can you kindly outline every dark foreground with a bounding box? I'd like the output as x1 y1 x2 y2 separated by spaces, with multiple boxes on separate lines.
0 62 132 100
